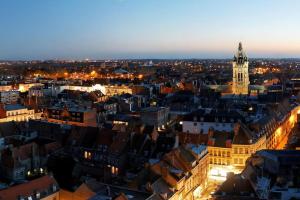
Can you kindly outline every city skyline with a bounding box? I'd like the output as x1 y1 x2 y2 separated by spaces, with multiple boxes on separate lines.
1 0 300 60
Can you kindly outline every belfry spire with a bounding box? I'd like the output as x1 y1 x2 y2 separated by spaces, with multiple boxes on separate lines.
238 42 243 51
232 42 250 95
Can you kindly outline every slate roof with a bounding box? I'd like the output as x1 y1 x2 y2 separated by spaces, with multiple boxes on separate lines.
4 104 25 111
213 174 257 199
183 108 245 123
232 123 255 145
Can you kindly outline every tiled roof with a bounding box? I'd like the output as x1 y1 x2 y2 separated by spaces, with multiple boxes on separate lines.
109 132 129 155
0 175 58 200
232 123 255 145
210 131 234 148
214 174 256 199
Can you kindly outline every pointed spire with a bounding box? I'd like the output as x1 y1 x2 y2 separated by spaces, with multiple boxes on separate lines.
238 42 243 51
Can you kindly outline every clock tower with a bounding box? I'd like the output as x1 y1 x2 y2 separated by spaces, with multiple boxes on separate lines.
232 42 249 95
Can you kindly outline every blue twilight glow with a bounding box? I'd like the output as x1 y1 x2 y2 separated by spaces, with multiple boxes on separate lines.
1 0 300 59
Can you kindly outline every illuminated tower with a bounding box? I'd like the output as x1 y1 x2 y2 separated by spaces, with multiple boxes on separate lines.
232 42 249 95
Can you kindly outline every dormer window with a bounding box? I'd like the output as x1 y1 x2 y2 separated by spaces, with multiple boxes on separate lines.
52 184 57 192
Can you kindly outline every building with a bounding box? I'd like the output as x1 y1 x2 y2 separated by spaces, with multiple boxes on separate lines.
213 150 300 200
232 42 250 95
28 85 44 98
181 109 244 134
46 102 97 127
207 104 300 181
0 90 19 104
149 145 209 200
0 85 13 92
19 83 44 93
0 175 60 200
60 178 152 200
1 141 40 181
53 84 133 97
0 104 39 122
140 107 170 130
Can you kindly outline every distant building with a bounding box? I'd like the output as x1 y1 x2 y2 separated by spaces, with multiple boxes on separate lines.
46 102 97 127
140 107 170 129
18 83 44 93
54 84 133 97
232 42 250 95
0 85 13 92
0 90 19 104
0 104 39 122
28 85 44 98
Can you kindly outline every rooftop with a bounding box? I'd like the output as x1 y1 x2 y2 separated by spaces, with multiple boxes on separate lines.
4 104 26 111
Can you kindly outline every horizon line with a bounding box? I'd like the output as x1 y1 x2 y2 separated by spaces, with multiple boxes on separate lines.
2 57 300 62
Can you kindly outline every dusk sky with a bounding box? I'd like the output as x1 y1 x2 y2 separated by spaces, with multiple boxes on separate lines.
1 0 300 60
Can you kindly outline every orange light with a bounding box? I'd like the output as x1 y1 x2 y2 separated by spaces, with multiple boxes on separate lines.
138 74 143 79
90 70 97 76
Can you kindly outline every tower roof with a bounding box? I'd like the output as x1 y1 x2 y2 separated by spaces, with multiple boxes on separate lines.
238 42 243 51
234 42 248 64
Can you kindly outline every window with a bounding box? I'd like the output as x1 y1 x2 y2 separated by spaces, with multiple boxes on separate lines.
239 158 243 164
234 148 238 154
234 158 238 164
84 151 92 160
111 166 119 175
239 148 244 154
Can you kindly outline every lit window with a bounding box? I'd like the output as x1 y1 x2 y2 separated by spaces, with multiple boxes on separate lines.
84 151 92 159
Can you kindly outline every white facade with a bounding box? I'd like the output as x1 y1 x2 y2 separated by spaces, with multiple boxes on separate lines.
51 84 132 97
0 105 40 122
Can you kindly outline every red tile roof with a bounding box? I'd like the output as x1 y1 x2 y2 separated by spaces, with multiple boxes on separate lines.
0 175 58 200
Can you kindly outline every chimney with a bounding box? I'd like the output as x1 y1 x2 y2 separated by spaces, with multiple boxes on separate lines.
161 166 169 178
106 185 111 196
173 134 179 149
208 138 215 146
208 128 214 138
226 139 232 148
234 123 240 136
